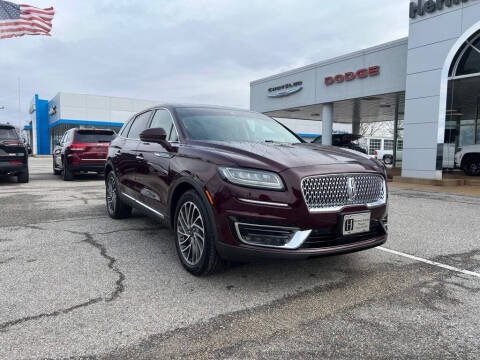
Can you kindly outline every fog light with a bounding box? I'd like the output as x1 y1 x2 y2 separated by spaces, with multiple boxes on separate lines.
234 222 311 249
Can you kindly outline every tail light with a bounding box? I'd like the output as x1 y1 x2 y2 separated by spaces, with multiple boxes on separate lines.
8 160 23 165
374 150 378 156
68 143 87 151
2 141 24 146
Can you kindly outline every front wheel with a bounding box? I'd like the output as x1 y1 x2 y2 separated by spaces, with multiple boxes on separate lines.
174 190 225 276
106 171 132 219
53 158 61 175
465 158 480 176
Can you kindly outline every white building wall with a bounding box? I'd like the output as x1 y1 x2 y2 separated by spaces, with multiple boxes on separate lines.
52 92 159 125
403 0 480 179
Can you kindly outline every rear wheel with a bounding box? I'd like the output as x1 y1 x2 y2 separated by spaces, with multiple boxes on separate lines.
174 190 225 276
17 168 29 183
62 158 74 181
106 171 132 219
464 156 480 176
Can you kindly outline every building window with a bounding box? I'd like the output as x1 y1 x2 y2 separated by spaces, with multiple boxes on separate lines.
369 139 381 155
397 139 403 151
384 140 394 151
450 32 480 78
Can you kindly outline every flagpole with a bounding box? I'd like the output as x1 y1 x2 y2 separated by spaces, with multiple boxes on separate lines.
18 77 22 129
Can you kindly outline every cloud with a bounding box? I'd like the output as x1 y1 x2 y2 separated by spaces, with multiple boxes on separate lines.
0 0 408 127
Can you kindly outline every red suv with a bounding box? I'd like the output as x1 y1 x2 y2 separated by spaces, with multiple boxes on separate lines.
53 128 115 181
105 105 388 275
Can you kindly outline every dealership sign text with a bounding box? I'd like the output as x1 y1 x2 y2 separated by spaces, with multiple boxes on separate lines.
324 66 380 86
410 0 468 19
268 81 303 98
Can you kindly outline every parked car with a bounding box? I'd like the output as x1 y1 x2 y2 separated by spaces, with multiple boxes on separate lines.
0 124 29 183
53 128 115 181
312 134 367 154
105 105 388 276
455 145 480 176
373 149 404 165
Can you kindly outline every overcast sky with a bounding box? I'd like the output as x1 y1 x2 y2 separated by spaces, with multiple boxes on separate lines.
0 0 409 127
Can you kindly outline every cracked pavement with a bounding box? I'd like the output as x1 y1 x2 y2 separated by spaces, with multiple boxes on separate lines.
0 158 479 359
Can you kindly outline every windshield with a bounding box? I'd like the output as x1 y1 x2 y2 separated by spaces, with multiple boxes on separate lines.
175 108 301 144
0 127 19 140
75 131 115 143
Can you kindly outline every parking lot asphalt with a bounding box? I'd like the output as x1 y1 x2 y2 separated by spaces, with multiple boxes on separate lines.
0 157 479 359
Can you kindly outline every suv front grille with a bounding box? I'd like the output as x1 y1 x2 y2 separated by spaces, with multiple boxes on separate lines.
301 174 386 212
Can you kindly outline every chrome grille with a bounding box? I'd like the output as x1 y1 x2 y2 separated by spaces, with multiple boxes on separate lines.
301 174 386 212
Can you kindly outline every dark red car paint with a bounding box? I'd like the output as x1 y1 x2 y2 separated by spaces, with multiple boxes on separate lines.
53 128 114 175
106 105 388 261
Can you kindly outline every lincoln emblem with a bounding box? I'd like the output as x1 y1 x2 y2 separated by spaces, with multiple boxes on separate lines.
347 177 356 201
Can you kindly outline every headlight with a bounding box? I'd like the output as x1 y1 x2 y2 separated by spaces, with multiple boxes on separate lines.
218 167 285 190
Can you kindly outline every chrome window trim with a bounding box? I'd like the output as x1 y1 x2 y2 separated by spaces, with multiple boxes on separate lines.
150 107 181 143
301 173 387 213
121 192 165 219
234 222 312 250
237 198 289 208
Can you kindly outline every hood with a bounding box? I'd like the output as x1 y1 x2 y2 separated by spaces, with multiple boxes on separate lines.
186 141 381 173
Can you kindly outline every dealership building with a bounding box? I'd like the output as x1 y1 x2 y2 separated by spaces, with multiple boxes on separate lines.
26 92 159 155
28 0 480 180
251 0 480 179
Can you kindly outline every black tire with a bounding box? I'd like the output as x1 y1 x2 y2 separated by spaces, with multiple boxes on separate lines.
17 168 29 183
464 157 480 176
106 171 132 219
383 155 393 165
53 158 61 175
174 190 225 276
62 158 74 181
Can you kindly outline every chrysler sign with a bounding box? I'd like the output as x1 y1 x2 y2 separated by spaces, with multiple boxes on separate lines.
410 0 468 19
325 66 380 86
268 81 303 98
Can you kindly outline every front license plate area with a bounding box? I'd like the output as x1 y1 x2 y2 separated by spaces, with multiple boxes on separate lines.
342 212 371 236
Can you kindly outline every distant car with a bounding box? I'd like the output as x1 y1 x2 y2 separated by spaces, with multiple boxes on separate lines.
455 145 480 176
53 128 116 181
311 134 367 154
0 124 29 183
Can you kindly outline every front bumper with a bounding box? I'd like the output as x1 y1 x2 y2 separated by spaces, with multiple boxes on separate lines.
217 232 387 261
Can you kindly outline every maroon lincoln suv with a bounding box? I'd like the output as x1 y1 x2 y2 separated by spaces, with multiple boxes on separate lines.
105 105 388 275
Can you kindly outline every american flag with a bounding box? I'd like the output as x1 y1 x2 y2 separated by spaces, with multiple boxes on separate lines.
0 0 54 40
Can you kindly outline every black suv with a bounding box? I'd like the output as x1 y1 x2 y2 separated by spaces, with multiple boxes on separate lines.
0 124 29 183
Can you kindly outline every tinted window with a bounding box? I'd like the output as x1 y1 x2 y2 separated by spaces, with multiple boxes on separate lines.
150 109 178 141
176 108 300 143
128 111 152 139
75 130 115 143
0 127 19 140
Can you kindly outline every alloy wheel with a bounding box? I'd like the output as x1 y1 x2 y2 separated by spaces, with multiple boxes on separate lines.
177 201 205 266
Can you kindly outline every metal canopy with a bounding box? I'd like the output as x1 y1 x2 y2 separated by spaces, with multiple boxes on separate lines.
265 92 405 123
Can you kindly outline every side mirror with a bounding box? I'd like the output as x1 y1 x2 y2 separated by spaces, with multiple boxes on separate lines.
140 128 171 150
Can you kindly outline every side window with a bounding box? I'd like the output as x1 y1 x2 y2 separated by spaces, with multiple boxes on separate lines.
127 111 152 139
120 118 134 137
150 109 178 141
